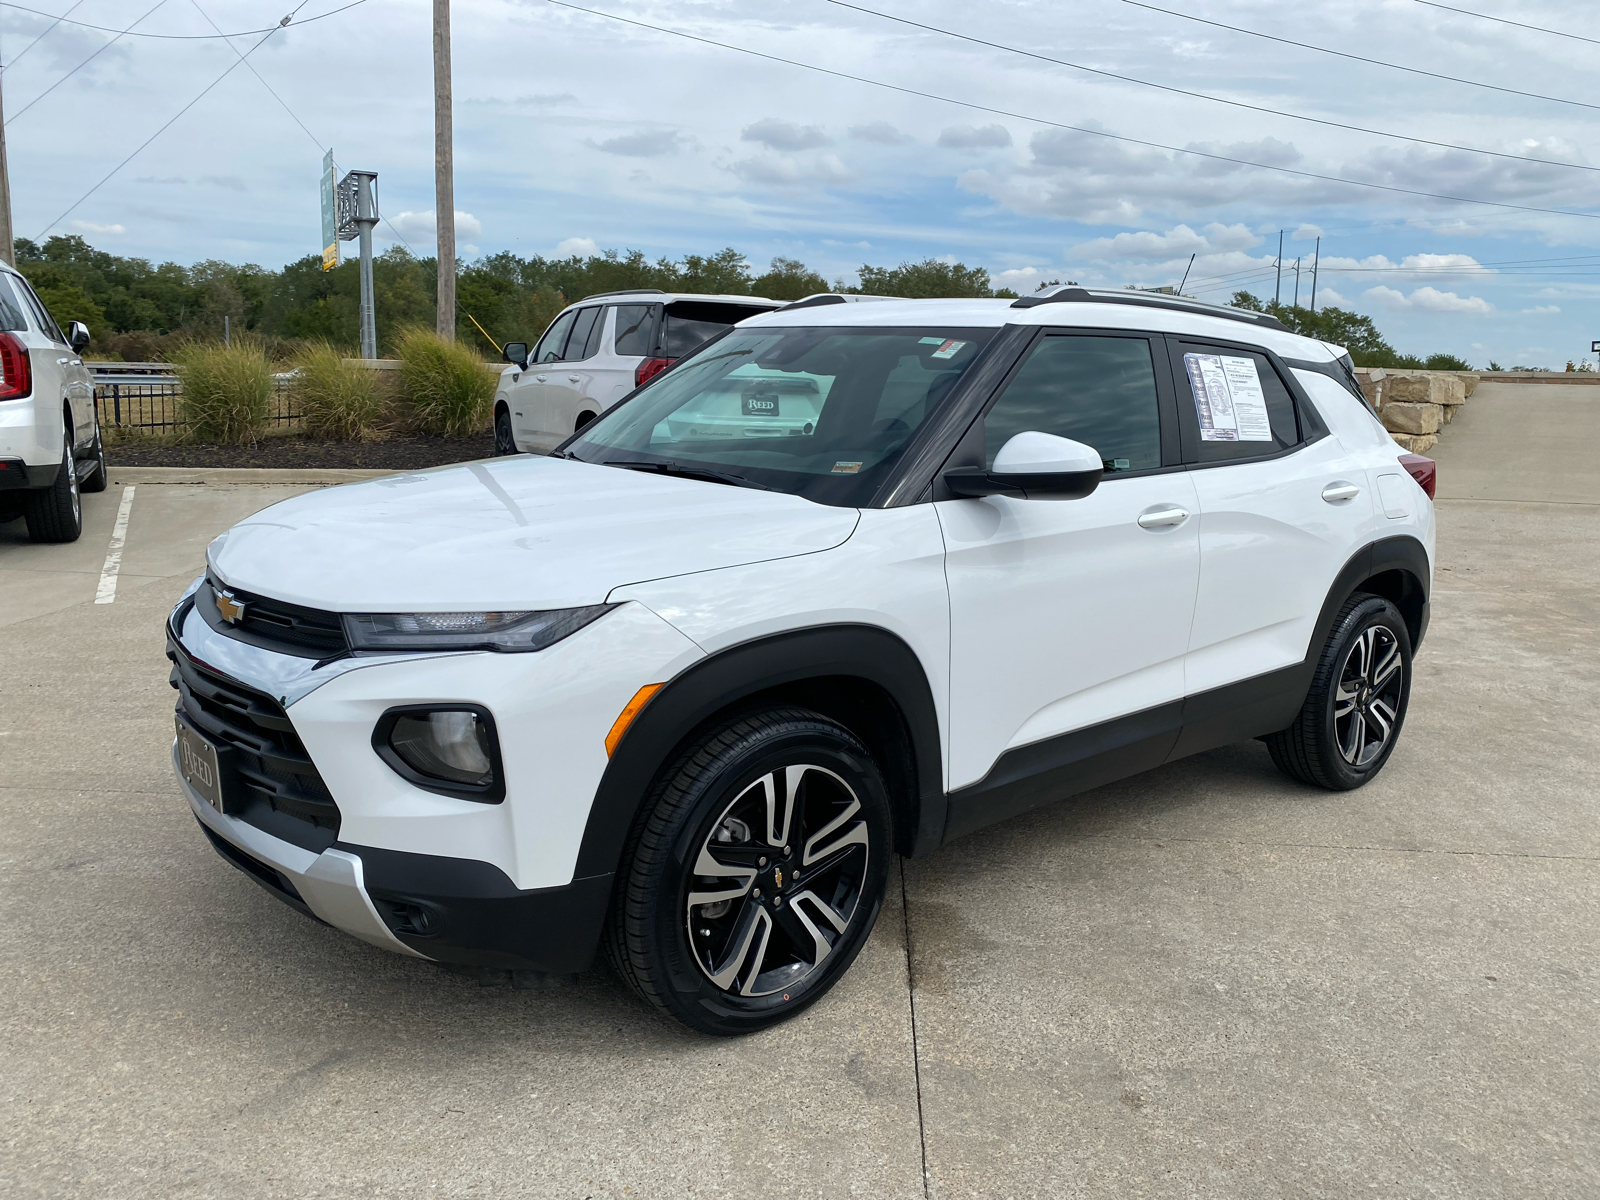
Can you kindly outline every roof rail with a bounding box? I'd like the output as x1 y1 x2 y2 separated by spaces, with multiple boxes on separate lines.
1011 286 1288 332
776 292 907 312
578 288 667 302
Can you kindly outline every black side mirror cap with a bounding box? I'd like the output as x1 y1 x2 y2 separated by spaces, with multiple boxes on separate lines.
67 321 90 354
943 465 1101 501
501 342 528 366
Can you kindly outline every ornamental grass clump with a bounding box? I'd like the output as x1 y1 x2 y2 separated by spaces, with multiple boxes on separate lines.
396 326 495 437
293 342 384 440
174 338 275 443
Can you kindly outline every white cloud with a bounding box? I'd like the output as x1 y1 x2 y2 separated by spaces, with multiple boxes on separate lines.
391 210 483 243
71 221 125 235
732 154 853 187
1315 287 1348 306
1363 285 1494 314
939 124 1012 151
849 121 911 145
1521 304 1561 315
460 243 481 259
1071 222 1261 261
590 131 682 157
742 118 830 151
554 237 599 258
1292 224 1323 241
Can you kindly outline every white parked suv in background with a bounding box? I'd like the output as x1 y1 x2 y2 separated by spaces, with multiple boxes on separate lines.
168 286 1435 1035
0 262 103 542
492 290 784 454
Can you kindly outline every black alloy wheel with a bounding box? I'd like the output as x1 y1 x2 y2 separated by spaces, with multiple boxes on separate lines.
24 418 83 543
493 407 518 456
1266 593 1412 790
79 421 108 493
606 707 891 1035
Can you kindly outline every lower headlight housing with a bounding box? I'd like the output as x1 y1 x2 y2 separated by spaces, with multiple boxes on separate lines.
372 705 505 803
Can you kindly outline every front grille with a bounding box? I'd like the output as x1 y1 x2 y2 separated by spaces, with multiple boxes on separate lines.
203 576 348 659
168 638 341 851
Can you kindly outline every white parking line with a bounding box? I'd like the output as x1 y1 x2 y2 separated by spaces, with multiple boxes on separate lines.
94 485 136 605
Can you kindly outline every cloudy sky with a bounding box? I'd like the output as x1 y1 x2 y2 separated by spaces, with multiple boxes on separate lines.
2 0 1596 365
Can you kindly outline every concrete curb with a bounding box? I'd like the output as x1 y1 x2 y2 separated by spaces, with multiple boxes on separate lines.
106 466 399 486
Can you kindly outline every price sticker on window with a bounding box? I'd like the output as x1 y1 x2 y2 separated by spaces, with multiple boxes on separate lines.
1184 353 1272 442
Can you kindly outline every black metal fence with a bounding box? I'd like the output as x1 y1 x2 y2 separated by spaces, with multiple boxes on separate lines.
91 363 299 433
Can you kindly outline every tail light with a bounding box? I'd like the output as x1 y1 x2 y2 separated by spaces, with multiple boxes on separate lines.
635 356 673 387
0 332 32 400
1398 453 1436 500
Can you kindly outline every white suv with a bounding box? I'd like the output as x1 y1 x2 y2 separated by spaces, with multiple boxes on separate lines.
168 287 1435 1035
492 290 783 454
0 263 103 542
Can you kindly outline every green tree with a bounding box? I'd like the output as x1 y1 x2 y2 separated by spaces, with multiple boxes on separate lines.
855 258 999 298
751 257 831 300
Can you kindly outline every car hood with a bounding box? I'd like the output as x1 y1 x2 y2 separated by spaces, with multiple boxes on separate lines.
208 457 860 611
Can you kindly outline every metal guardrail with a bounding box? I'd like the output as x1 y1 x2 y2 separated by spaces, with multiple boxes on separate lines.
88 362 300 432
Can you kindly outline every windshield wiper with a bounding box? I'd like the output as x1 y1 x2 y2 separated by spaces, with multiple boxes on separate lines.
602 460 775 491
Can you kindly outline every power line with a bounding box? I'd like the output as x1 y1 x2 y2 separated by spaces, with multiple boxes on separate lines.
1 0 87 71
826 0 1600 177
33 8 307 240
1118 0 1600 114
0 0 368 41
6 0 169 126
1413 0 1600 46
543 0 1600 223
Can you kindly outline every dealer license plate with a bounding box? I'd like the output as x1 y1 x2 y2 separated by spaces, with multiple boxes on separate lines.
176 718 224 811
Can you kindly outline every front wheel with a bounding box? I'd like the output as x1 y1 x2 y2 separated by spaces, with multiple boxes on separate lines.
493 407 518 456
79 422 108 493
1266 593 1412 790
606 708 892 1035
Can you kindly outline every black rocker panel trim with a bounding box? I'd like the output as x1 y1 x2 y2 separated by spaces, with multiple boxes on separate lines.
343 842 614 973
574 624 946 878
941 535 1431 845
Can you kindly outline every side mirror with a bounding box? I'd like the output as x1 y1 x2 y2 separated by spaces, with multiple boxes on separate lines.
68 321 90 354
501 341 528 367
943 431 1103 500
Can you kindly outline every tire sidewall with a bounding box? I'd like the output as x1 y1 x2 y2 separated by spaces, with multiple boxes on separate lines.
1316 597 1412 787
648 719 892 1034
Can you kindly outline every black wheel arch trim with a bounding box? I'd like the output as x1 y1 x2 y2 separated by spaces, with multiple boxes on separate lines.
574 623 946 880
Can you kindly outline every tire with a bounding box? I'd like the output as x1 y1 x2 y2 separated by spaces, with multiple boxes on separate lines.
606 707 892 1036
23 419 83 543
1265 593 1412 790
79 422 108 493
493 407 517 456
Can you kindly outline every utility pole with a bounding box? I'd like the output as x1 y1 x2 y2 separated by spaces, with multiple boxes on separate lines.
0 66 14 267
1274 230 1283 306
433 0 455 341
1293 256 1302 309
1310 236 1321 313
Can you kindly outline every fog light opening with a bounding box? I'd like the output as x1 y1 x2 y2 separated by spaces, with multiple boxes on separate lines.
373 705 505 803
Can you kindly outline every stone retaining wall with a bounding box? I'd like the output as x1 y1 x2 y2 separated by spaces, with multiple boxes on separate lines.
1350 368 1480 454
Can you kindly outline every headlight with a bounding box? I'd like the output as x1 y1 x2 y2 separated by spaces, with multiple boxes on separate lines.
373 706 504 802
343 604 617 653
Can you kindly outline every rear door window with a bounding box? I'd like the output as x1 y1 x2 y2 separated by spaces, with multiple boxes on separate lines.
534 310 577 364
566 307 601 362
981 334 1165 473
612 304 657 357
1170 339 1300 463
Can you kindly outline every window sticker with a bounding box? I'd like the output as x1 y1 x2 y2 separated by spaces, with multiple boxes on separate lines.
930 339 967 359
918 337 946 345
831 460 864 474
1183 353 1272 442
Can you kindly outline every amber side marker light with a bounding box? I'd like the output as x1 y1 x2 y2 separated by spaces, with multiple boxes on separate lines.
606 683 664 757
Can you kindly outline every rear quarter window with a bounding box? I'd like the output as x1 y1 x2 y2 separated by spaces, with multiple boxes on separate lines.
660 301 775 358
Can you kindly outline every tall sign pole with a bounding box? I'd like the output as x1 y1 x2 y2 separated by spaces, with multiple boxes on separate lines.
336 169 380 358
0 67 15 267
433 0 455 341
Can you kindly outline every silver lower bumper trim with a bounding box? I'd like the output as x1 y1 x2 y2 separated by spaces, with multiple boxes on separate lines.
175 744 427 959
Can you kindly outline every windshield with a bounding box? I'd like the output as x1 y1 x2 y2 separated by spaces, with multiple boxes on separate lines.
564 325 996 505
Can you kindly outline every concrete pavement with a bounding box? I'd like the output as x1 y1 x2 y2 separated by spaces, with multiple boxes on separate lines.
2 393 1597 1198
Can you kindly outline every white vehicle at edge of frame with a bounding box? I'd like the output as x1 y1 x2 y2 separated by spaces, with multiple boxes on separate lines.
167 286 1436 1035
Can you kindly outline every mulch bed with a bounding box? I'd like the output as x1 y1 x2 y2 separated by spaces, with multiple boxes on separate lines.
107 434 498 471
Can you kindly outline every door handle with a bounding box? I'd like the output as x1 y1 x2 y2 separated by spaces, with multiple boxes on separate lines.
1137 506 1190 529
568 374 581 383
535 374 547 382
1321 481 1361 503
56 357 72 365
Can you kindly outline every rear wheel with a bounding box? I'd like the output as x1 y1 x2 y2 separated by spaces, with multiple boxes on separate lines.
606 708 891 1035
24 419 83 543
1266 594 1412 790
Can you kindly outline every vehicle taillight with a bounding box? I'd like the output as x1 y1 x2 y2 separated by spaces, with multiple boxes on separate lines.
635 356 672 387
0 332 31 400
1398 453 1436 500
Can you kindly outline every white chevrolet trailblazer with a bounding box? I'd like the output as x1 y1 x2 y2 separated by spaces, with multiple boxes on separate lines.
169 287 1436 1035
0 261 103 542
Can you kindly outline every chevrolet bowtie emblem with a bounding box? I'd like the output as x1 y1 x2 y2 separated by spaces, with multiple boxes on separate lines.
773 866 784 889
215 590 247 624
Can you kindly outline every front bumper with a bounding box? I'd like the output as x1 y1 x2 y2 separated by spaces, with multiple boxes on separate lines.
181 754 616 972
